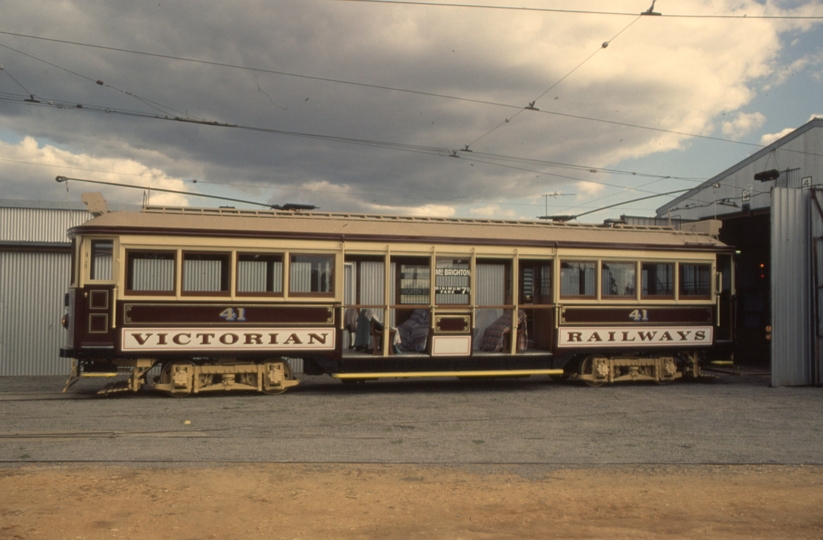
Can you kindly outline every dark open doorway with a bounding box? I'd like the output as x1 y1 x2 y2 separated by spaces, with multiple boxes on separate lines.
718 212 771 368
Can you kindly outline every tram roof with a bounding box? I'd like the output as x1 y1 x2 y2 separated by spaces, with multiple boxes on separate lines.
70 206 728 251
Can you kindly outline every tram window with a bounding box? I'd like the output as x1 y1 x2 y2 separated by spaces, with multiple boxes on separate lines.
290 254 334 295
601 261 636 298
641 262 674 299
476 261 511 306
396 259 430 304
519 261 552 304
560 261 596 297
237 253 283 294
126 250 176 294
182 252 230 294
435 258 470 305
70 238 77 286
679 263 711 298
90 240 113 281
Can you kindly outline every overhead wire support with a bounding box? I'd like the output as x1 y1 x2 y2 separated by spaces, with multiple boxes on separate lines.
463 14 642 150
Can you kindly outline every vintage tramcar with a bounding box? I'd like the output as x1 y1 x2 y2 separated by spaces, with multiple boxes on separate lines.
60 195 734 395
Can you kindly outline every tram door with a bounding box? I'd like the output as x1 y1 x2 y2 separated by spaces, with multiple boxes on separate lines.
518 260 554 352
715 253 735 345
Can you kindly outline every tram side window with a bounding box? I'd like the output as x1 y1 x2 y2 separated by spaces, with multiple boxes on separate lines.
90 240 113 281
560 261 596 297
397 259 431 304
519 261 552 303
679 263 711 298
641 262 674 299
435 258 470 305
126 251 176 294
237 253 283 294
601 262 636 298
183 252 230 294
290 254 334 295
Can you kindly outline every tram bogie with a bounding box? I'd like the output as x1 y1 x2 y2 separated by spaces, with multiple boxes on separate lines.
59 196 734 395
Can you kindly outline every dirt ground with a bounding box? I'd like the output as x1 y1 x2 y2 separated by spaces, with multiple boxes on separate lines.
1 464 821 540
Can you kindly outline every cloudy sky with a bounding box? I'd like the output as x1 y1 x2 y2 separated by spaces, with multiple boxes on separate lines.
1 0 821 221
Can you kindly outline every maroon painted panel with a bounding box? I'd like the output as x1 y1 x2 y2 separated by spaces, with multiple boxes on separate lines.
122 303 335 325
560 306 713 325
436 317 470 333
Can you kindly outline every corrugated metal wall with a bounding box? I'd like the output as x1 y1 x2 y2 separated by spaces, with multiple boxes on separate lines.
0 251 72 375
0 207 89 242
0 204 89 376
770 188 814 386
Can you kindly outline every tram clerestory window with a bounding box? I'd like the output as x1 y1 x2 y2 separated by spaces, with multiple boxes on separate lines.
90 240 113 281
237 253 283 294
183 252 230 294
290 254 334 295
560 261 596 297
601 262 636 298
126 251 176 293
641 262 674 299
679 263 711 298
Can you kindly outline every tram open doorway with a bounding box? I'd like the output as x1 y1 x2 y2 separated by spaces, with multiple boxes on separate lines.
717 211 771 369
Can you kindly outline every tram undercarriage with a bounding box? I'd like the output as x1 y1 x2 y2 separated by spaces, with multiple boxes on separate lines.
64 358 299 396
567 351 701 386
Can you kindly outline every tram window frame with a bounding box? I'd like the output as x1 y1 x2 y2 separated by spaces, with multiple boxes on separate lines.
236 253 284 296
435 257 471 306
89 239 114 282
125 249 177 295
394 256 431 306
559 261 597 299
181 251 231 296
679 262 712 299
476 258 513 306
519 260 552 304
600 261 637 299
289 253 335 297
641 262 675 299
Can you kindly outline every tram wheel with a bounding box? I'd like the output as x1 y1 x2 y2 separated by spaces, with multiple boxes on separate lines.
580 355 608 387
655 355 678 385
159 361 195 397
261 360 294 395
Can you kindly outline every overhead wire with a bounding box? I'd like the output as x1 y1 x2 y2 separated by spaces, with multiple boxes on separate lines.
0 20 815 215
0 29 797 155
1 89 714 204
0 40 190 118
334 0 823 19
465 14 642 148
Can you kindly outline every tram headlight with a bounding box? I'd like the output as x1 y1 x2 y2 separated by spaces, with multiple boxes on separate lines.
61 314 69 329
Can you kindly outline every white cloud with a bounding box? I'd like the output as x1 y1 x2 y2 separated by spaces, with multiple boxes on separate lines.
760 127 796 146
576 181 607 198
0 136 191 206
0 0 819 218
722 112 766 139
469 204 518 219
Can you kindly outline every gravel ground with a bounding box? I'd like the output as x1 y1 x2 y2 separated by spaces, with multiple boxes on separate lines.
1 369 819 467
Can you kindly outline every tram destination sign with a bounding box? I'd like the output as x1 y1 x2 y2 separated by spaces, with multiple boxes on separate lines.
121 327 335 352
557 326 712 348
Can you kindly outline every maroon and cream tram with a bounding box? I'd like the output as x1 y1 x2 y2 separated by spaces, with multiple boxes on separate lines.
60 196 734 395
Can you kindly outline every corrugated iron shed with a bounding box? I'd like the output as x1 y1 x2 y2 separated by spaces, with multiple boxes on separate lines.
0 200 91 375
657 118 823 221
